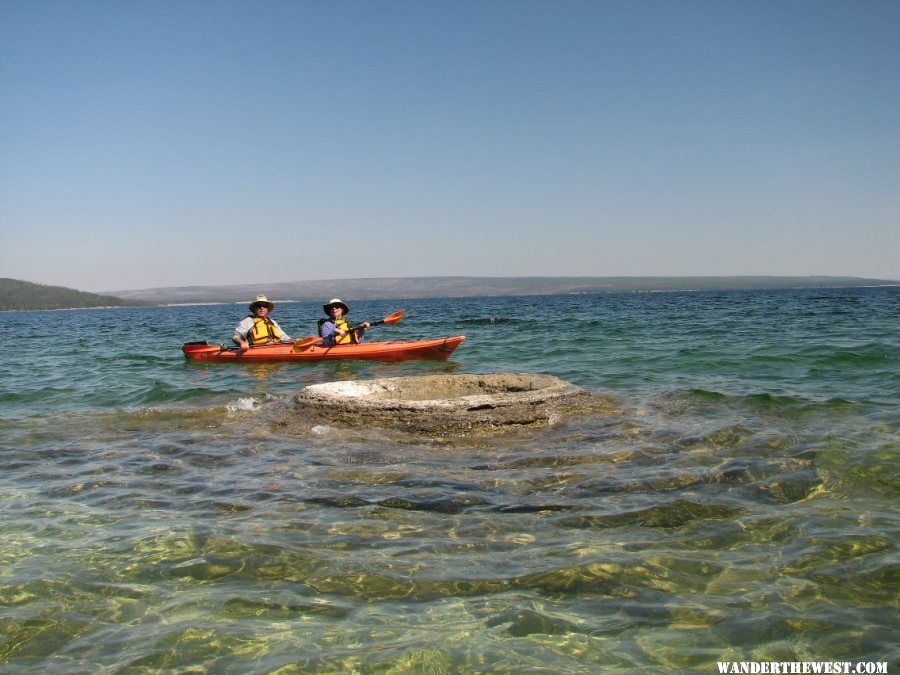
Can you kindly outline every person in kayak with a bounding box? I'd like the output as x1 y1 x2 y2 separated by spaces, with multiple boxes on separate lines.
233 295 293 349
319 299 370 346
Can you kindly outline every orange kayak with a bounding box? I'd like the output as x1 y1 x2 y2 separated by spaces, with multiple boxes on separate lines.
182 336 466 363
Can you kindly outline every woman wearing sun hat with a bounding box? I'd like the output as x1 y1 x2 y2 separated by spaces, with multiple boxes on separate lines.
232 294 293 350
319 298 369 346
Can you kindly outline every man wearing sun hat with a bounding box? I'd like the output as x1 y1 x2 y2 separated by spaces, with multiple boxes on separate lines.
232 294 293 350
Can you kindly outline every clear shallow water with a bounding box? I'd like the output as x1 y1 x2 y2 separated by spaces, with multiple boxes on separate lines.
1 288 898 672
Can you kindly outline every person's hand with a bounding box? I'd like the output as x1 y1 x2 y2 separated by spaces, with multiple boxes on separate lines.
361 322 371 329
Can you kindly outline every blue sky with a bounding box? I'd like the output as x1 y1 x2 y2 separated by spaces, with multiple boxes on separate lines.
1 0 898 292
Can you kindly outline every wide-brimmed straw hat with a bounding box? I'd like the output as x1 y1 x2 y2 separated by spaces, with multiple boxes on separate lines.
248 294 275 311
323 298 350 315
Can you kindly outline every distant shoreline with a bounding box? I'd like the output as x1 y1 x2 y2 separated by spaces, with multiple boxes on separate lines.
147 283 900 308
109 276 900 307
3 276 897 312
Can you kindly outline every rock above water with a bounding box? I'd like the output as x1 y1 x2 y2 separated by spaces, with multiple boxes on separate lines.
290 373 613 436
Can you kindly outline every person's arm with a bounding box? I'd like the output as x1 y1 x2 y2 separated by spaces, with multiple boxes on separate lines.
233 317 252 349
319 320 339 346
273 320 292 342
354 322 370 341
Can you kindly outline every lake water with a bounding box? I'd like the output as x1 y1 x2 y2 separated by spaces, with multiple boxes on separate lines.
1 287 897 672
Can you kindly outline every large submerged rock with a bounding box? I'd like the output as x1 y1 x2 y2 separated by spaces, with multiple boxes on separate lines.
290 373 613 436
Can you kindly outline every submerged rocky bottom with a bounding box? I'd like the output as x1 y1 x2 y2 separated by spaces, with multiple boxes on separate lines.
3 383 896 673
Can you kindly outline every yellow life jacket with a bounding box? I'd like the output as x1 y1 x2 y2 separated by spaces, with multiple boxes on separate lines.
248 316 283 346
332 318 358 345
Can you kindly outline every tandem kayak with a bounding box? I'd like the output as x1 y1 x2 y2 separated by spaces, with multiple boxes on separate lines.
181 336 466 363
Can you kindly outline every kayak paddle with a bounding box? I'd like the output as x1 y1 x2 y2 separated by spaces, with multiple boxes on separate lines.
356 309 405 331
291 336 321 353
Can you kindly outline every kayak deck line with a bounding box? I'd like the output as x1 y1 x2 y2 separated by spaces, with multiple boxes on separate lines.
181 335 466 363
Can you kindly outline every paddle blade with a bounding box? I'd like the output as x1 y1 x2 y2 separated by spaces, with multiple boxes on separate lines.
382 310 405 325
291 336 319 352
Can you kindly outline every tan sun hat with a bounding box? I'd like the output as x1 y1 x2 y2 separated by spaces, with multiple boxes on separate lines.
323 298 350 315
249 294 275 311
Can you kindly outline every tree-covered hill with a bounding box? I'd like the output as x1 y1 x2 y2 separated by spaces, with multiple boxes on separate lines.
0 278 153 311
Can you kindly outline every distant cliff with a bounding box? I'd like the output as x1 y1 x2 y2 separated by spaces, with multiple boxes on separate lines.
107 275 898 305
0 278 152 311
